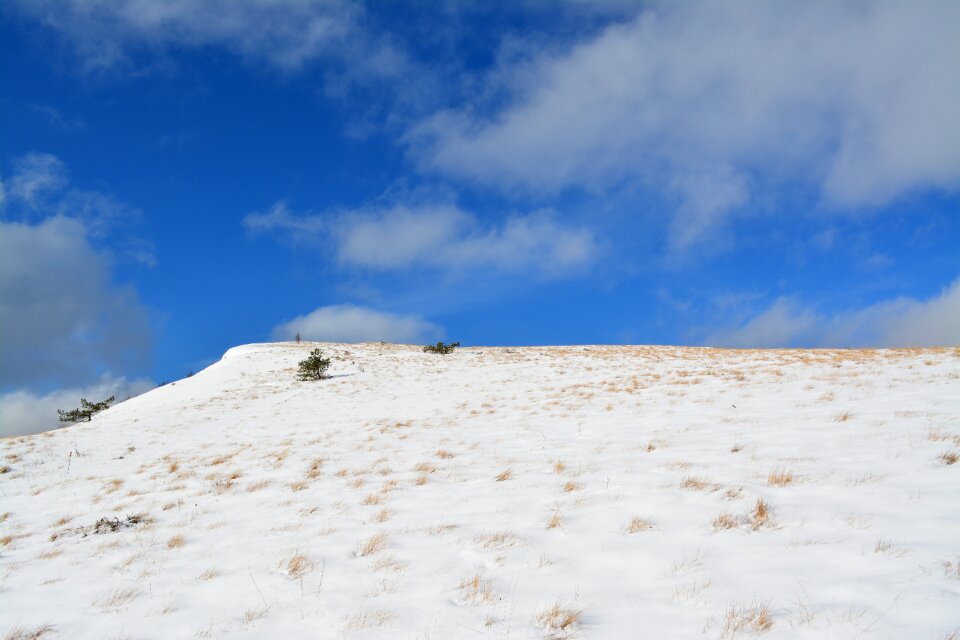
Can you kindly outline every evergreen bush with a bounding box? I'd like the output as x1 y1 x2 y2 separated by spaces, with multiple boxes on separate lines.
57 396 115 423
297 348 331 380
423 341 460 355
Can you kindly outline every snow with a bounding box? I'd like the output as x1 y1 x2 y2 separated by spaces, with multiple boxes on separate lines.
2 342 959 639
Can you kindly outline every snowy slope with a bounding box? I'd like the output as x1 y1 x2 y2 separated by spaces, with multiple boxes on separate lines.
2 342 959 639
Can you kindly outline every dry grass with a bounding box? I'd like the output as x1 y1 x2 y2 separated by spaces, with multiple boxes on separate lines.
167 534 185 549
343 609 392 630
834 411 854 422
536 601 582 634
766 468 794 486
435 449 455 459
563 481 581 493
625 516 653 534
94 587 140 609
749 499 771 530
414 461 437 473
282 552 313 579
680 476 710 491
306 458 324 479
3 625 56 640
940 451 959 465
358 532 387 556
414 474 428 485
554 460 567 473
458 574 495 605
362 493 383 505
547 509 564 530
712 512 739 530
721 600 774 637
238 606 269 624
289 480 309 492
476 531 523 549
198 567 218 581
246 480 270 492
376 508 391 522
495 469 513 482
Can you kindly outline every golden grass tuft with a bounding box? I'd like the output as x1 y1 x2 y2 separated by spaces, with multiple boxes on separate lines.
342 609 392 630
766 468 793 486
563 481 581 493
282 552 313 579
306 458 324 479
167 535 185 549
749 499 771 530
414 474 428 486
458 574 494 605
476 531 523 549
626 516 653 534
238 606 269 625
495 469 513 482
940 451 958 465
376 508 391 523
362 493 383 505
435 449 455 459
712 512 739 530
554 460 567 473
358 532 387 556
414 461 437 473
95 587 140 609
834 411 854 422
680 476 710 491
3 624 56 640
536 601 582 633
721 600 774 637
547 510 564 530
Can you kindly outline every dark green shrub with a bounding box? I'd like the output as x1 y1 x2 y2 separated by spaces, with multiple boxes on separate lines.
297 348 331 380
423 341 460 355
57 396 115 423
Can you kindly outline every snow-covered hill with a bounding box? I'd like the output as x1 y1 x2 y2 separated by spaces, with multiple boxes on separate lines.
2 342 959 639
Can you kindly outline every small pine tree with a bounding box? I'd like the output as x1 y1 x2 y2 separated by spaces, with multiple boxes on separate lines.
57 396 115 423
297 348 331 380
423 341 461 355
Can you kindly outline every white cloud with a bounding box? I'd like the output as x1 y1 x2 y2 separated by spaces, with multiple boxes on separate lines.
0 376 154 437
409 1 960 244
10 0 409 78
707 276 960 348
337 204 596 275
0 216 153 387
243 201 326 238
6 153 68 209
271 304 443 344
246 200 597 277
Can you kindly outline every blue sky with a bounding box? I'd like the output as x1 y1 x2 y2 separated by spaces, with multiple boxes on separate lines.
1 1 958 434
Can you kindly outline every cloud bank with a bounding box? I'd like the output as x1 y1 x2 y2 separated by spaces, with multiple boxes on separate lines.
0 154 152 389
0 376 155 437
707 276 960 348
409 1 960 246
245 200 596 278
272 304 442 344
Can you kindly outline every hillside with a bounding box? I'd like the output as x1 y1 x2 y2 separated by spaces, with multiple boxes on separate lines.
2 342 959 639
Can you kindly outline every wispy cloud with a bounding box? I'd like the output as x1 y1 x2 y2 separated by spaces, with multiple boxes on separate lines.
9 0 412 89
272 304 442 344
408 1 960 247
245 199 597 278
706 276 960 348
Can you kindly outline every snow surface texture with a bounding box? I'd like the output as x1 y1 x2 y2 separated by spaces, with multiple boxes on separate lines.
2 343 959 639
